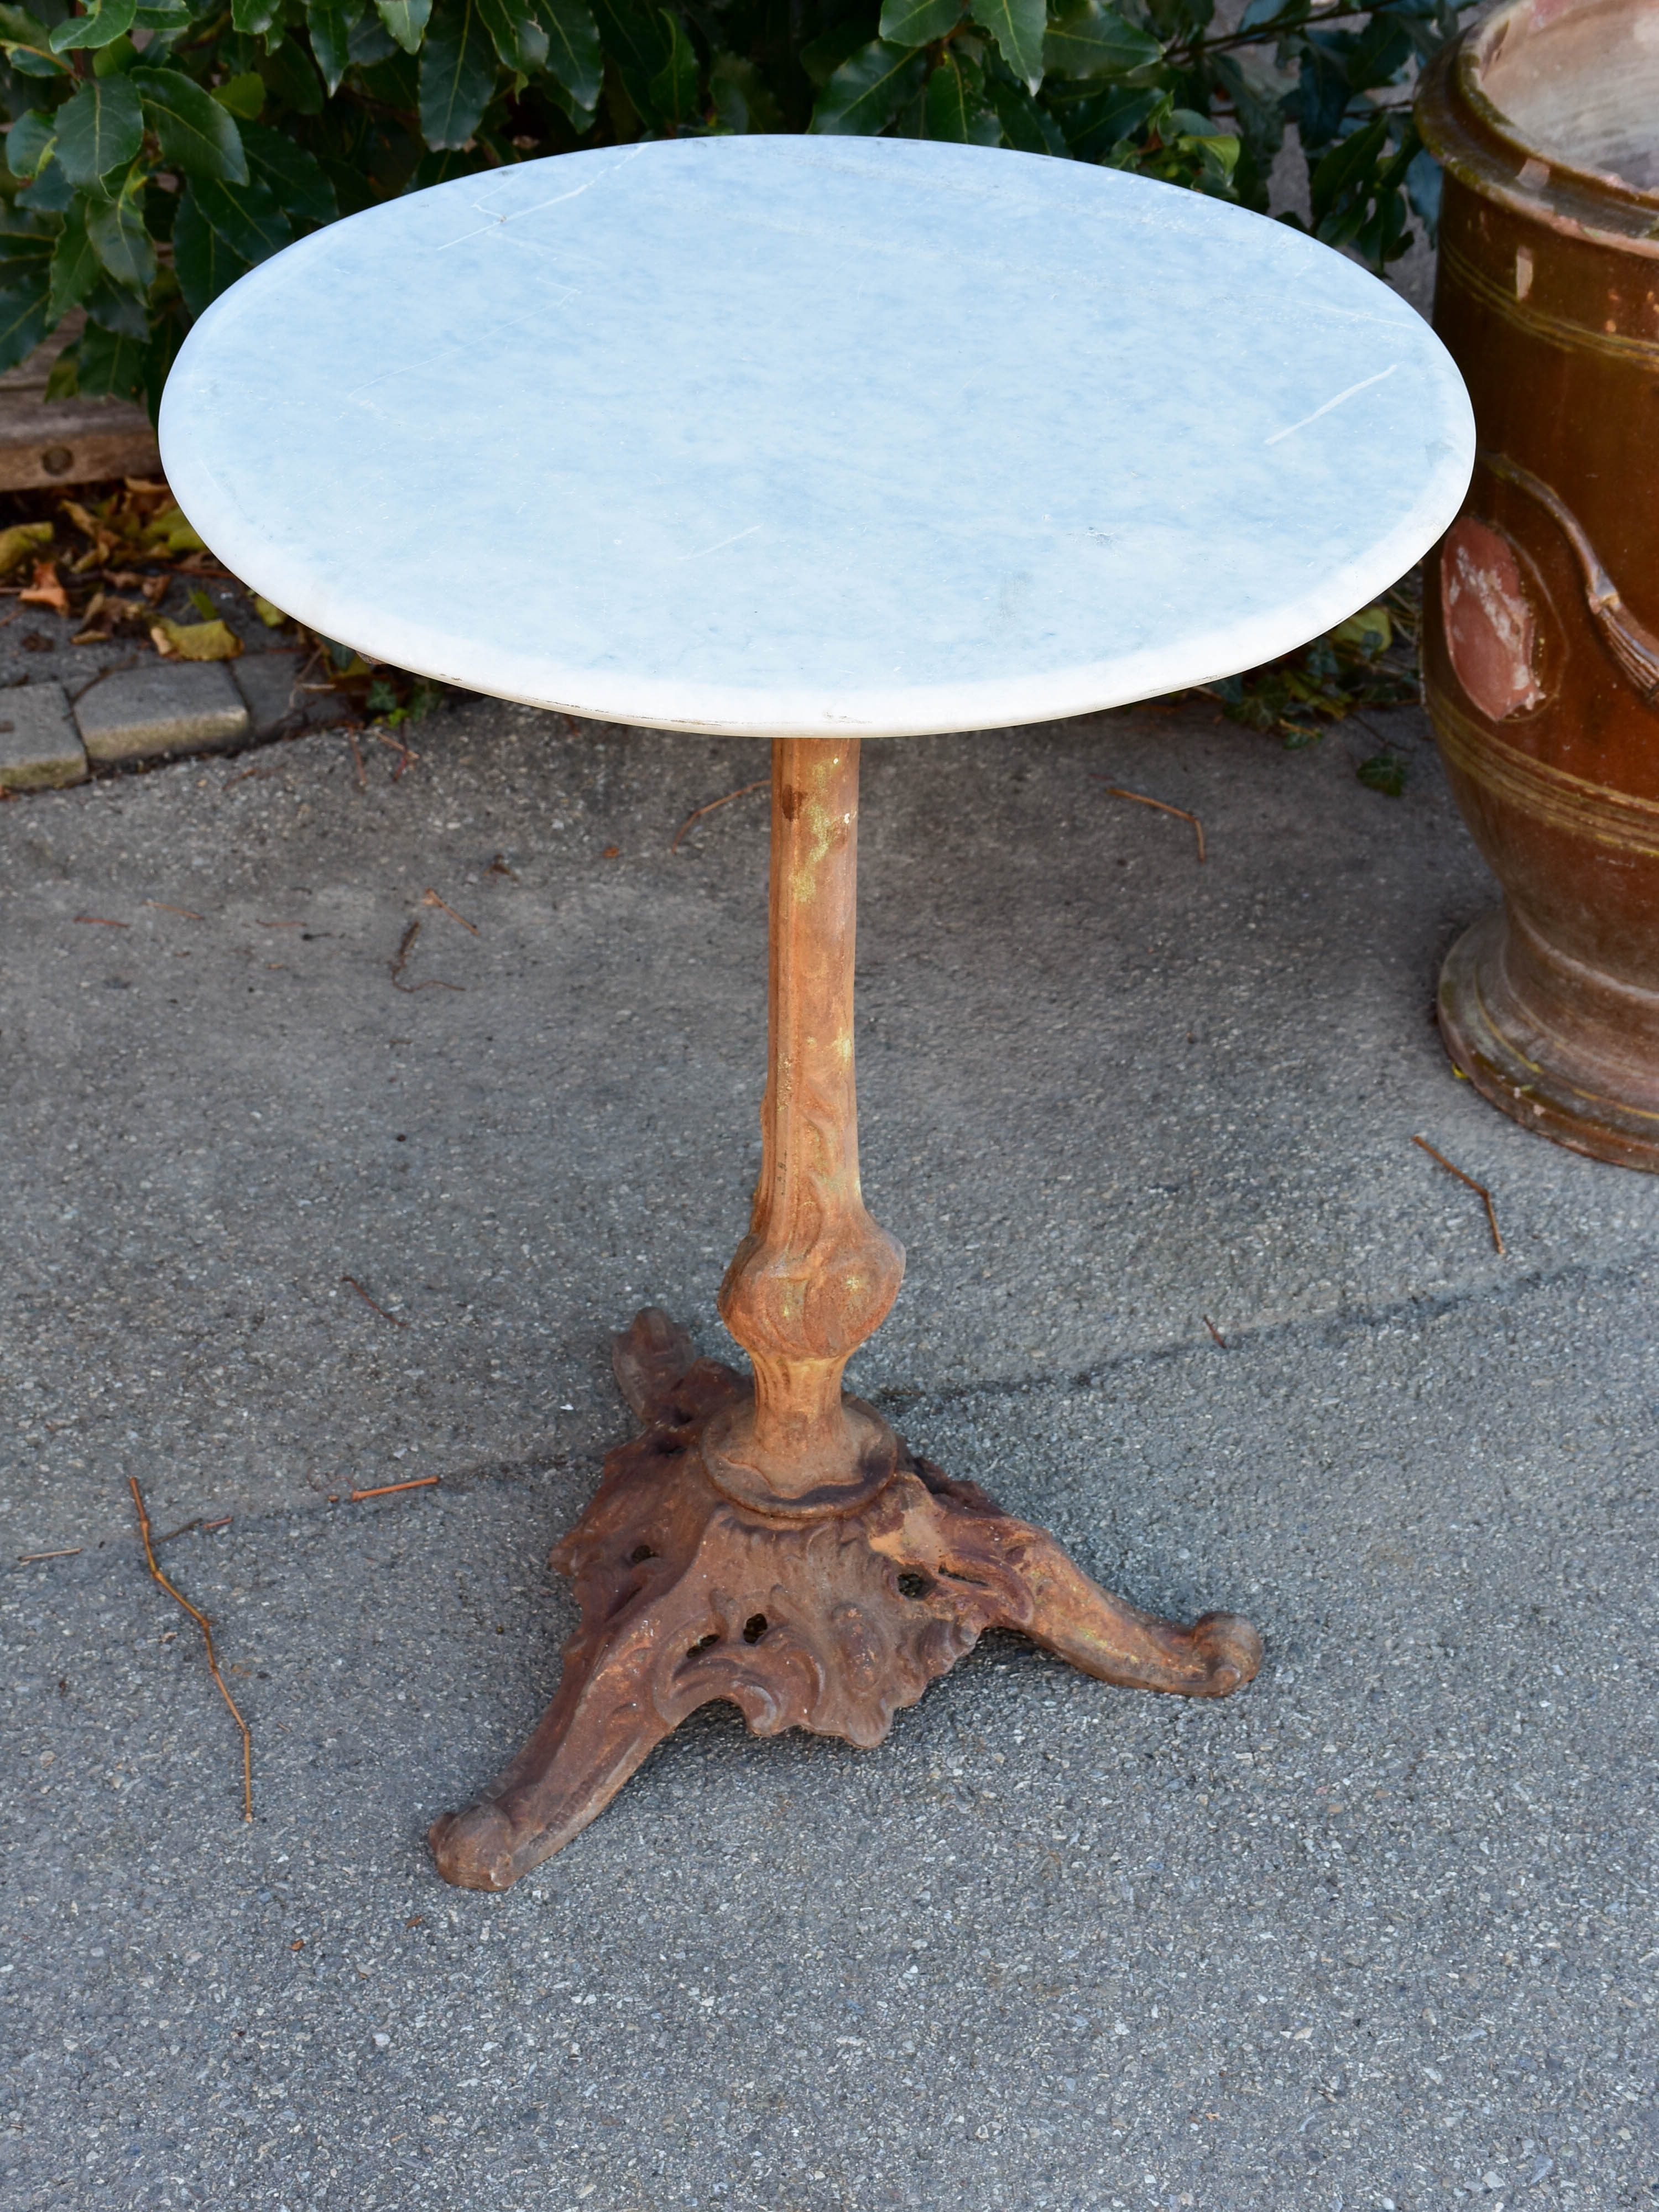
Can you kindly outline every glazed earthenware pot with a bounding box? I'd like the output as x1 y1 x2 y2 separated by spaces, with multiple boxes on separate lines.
1418 0 1659 1170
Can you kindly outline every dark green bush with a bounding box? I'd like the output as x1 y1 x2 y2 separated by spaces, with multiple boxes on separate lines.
0 0 1474 416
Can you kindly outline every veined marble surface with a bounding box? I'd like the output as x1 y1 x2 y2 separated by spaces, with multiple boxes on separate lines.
160 138 1473 739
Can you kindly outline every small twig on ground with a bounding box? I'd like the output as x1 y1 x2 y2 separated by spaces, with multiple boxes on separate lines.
223 763 281 788
129 1475 252 1824
373 729 418 780
1203 1316 1228 1349
1093 781 1207 863
487 853 519 880
147 901 203 920
154 1514 232 1546
1412 1135 1505 1256
389 919 463 994
75 915 129 928
422 888 478 935
349 1475 440 1501
341 1274 409 1327
670 778 768 854
17 1547 82 1563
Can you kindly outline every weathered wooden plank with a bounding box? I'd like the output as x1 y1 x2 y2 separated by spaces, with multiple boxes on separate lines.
0 316 160 493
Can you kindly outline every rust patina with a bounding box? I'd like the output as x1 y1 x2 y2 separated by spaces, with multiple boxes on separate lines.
430 740 1261 1892
1419 0 1659 1169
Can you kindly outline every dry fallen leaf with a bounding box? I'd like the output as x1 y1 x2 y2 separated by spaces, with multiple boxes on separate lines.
0 520 53 578
18 559 69 615
143 506 207 558
151 617 243 662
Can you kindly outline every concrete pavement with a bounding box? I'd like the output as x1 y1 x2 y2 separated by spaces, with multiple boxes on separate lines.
2 694 1655 2211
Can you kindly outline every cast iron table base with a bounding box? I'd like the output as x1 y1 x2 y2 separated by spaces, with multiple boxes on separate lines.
430 738 1262 1892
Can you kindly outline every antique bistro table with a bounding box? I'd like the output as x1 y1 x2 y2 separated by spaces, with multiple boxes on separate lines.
160 136 1473 1891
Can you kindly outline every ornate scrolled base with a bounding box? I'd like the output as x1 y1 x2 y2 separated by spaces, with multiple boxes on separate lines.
429 1311 1263 1892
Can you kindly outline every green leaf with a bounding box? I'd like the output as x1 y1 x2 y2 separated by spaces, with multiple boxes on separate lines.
0 4 71 76
878 0 959 42
305 0 359 92
984 70 1065 153
0 206 54 269
140 298 186 420
410 142 491 185
50 0 138 53
231 0 281 31
19 158 74 212
1056 77 1156 158
588 0 668 92
1310 108 1387 224
239 117 338 225
535 0 601 108
132 65 249 181
173 173 291 310
213 69 267 117
348 8 398 59
0 269 51 374
86 184 156 291
375 0 432 52
647 7 696 124
1356 750 1407 796
0 1 59 40
810 38 926 133
85 268 149 333
799 17 873 87
48 196 101 321
707 47 780 132
259 37 326 112
924 50 1000 140
971 0 1044 89
187 171 293 261
4 110 57 182
92 34 138 74
478 0 545 69
1041 0 1160 80
44 342 78 400
356 27 419 89
419 0 497 147
171 190 248 314
53 74 143 186
9 48 70 77
1330 603 1391 656
134 0 191 24
77 315 145 399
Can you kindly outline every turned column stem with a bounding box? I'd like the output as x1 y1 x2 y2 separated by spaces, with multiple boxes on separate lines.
713 738 905 1500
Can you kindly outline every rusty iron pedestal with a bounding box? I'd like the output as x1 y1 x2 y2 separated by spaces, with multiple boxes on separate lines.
157 134 1473 1895
429 740 1263 1891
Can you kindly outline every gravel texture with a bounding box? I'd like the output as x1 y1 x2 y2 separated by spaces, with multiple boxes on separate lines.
2 695 1655 2212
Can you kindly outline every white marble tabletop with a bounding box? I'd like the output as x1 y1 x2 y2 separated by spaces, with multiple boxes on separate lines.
160 137 1473 739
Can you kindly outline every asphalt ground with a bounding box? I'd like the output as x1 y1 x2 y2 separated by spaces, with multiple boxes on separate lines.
2 695 1655 2212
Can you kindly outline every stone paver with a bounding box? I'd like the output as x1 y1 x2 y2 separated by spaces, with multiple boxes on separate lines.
0 679 85 788
233 649 351 742
73 660 251 763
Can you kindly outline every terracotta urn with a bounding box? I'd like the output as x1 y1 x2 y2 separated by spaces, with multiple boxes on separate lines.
1418 0 1659 1170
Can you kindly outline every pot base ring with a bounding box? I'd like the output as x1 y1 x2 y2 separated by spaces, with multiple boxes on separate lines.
1438 907 1659 1174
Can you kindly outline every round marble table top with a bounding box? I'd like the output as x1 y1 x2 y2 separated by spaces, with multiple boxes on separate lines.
161 137 1473 739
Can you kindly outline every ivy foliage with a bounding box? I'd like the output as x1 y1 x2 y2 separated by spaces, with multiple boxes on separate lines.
0 0 1473 415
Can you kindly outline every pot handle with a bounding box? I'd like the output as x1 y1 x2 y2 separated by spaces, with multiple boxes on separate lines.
1480 449 1659 705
